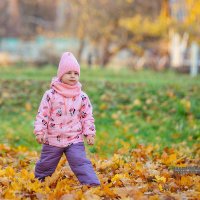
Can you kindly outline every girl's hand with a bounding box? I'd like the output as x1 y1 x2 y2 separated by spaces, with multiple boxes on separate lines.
86 135 95 145
36 134 44 144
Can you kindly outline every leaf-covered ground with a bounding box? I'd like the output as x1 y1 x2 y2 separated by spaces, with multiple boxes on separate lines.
0 143 199 199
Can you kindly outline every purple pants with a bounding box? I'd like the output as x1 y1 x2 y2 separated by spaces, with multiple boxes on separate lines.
35 142 100 185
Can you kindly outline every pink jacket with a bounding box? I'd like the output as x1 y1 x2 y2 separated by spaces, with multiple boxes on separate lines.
34 88 96 147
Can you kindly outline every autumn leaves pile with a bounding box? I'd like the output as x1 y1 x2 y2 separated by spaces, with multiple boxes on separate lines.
0 142 199 199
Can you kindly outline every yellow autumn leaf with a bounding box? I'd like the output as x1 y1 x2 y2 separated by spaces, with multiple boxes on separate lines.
20 169 34 180
99 103 108 110
135 162 143 172
16 146 28 152
158 184 163 191
25 102 32 111
102 185 117 198
154 175 166 183
179 175 193 187
5 166 15 177
180 99 191 112
4 190 16 200
0 169 6 176
111 174 124 183
0 177 10 186
133 99 141 106
145 98 152 104
114 120 122 127
10 181 22 191
162 153 177 165
166 90 175 98
149 195 160 200
111 111 121 119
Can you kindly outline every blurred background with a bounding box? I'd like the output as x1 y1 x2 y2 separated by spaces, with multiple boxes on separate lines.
0 0 199 72
0 0 199 156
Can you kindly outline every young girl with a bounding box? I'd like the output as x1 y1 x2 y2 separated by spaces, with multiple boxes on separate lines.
34 52 100 186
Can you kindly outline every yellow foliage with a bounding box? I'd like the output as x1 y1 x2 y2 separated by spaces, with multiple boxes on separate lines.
185 0 200 25
120 0 200 41
0 143 199 199
120 13 170 38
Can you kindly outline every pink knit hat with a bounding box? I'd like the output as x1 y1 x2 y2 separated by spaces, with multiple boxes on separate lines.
57 52 80 79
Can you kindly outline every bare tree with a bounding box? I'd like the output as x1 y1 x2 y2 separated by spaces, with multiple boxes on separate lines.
0 1 8 36
7 0 21 36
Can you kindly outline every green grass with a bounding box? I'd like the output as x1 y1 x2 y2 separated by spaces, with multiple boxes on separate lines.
0 65 200 156
1 65 200 86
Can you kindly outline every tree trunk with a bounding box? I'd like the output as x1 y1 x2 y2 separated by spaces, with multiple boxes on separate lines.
162 0 170 17
100 38 128 68
100 38 112 68
56 0 67 31
77 39 85 64
7 0 20 36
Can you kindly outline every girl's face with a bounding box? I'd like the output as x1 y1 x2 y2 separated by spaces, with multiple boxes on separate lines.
61 71 79 85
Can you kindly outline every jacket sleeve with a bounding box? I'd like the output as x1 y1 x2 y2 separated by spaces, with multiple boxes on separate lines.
34 90 52 136
80 94 96 137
